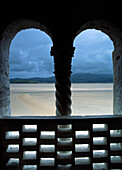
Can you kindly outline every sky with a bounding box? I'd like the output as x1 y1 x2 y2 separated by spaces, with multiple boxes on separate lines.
9 28 114 78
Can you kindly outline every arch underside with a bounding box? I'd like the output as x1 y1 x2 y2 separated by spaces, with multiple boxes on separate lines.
75 20 122 49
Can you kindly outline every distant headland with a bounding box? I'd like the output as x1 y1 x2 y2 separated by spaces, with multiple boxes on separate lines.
10 73 113 84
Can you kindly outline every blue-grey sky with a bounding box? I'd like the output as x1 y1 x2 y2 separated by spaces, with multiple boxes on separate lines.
9 29 114 78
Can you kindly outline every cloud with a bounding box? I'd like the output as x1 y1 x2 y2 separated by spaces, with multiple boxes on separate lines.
72 29 114 74
9 29 114 78
9 29 53 78
11 29 52 50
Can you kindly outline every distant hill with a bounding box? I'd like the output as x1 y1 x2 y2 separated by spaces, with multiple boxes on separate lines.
71 73 113 83
10 73 113 83
10 76 55 83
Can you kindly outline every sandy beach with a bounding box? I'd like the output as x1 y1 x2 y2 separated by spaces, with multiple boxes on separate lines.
10 83 113 116
10 84 56 116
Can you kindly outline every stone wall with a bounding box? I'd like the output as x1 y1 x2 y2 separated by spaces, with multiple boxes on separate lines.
113 47 122 115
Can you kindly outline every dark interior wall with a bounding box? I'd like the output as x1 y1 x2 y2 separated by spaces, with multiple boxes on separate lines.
0 1 122 45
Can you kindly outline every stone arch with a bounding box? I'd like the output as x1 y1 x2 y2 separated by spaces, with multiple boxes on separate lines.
75 20 122 48
73 20 122 115
0 19 53 116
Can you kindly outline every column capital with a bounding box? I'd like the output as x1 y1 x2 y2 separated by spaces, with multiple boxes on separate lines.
50 46 75 58
50 46 75 75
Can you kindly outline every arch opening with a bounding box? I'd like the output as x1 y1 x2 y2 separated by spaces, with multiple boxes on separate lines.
9 28 55 116
72 29 114 116
72 20 122 116
0 19 54 116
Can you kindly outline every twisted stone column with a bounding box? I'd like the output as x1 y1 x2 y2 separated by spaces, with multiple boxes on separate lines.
51 46 75 116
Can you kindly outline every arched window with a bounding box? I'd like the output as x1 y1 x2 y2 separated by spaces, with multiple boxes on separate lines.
72 29 114 116
9 28 55 116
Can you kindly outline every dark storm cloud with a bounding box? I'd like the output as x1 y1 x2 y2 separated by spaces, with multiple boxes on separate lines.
9 29 114 78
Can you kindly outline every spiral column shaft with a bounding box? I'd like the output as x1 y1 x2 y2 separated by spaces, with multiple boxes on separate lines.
51 46 75 116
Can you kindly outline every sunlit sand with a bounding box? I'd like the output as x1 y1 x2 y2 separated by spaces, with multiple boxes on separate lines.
10 83 113 116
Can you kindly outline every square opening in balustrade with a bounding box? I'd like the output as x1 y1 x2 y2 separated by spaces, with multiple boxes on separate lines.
75 144 90 152
40 131 55 139
110 129 122 137
23 151 37 160
23 138 37 146
93 124 108 132
93 150 108 158
57 138 73 146
75 130 90 139
6 144 19 153
75 157 91 165
22 125 37 132
6 158 19 167
93 137 107 145
57 151 73 159
23 165 37 170
57 124 72 132
40 158 55 166
110 156 122 164
110 143 122 151
5 131 19 139
57 164 72 170
93 163 108 170
40 145 55 152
